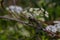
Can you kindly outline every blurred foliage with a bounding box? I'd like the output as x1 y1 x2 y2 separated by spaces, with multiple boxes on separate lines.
0 0 60 40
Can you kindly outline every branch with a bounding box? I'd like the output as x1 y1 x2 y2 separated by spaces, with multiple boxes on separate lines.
0 16 33 27
0 0 5 9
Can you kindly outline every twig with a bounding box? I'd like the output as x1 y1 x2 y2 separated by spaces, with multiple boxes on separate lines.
0 16 33 27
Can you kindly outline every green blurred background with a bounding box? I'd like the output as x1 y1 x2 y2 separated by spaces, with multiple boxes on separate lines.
0 0 60 40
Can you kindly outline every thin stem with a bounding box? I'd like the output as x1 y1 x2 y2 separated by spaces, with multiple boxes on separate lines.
0 16 33 27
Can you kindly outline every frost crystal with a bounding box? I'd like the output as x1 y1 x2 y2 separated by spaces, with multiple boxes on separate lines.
46 25 57 33
41 8 45 12
6 5 23 14
55 23 60 32
46 21 60 33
